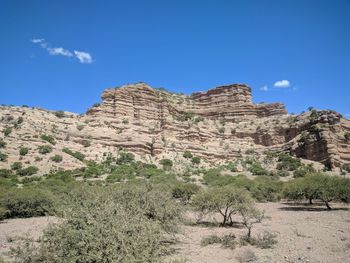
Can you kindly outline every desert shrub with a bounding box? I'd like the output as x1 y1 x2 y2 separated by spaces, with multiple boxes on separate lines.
11 162 23 170
16 166 39 176
276 153 302 171
201 234 236 249
0 138 6 148
276 170 289 177
218 127 225 134
193 116 204 124
251 177 283 202
342 164 350 173
106 165 135 182
191 156 201 165
38 145 53 154
13 185 176 263
344 132 350 141
0 188 55 218
223 162 237 172
81 139 91 147
40 134 56 145
50 155 63 163
116 151 134 164
183 151 193 159
293 164 316 178
62 148 85 161
283 173 350 209
0 169 13 178
240 232 277 249
54 110 65 118
192 186 254 226
138 166 164 178
19 147 29 156
76 124 85 131
160 158 173 170
239 204 265 239
17 116 24 124
248 162 269 176
171 182 200 203
3 127 12 136
0 152 8 162
0 206 8 220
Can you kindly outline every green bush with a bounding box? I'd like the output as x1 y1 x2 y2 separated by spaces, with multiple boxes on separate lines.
16 166 39 176
3 127 12 136
0 152 8 162
276 153 302 171
116 151 134 164
171 183 200 203
17 116 24 124
293 164 316 178
0 206 8 220
344 132 350 141
19 147 29 156
251 177 283 202
248 162 269 176
38 145 53 154
13 185 180 262
54 110 65 118
191 156 201 165
0 188 55 218
50 155 63 163
62 148 85 161
40 134 56 145
11 162 23 170
183 151 193 159
0 138 6 148
81 139 91 147
201 234 236 249
106 164 135 182
160 158 173 170
0 169 13 178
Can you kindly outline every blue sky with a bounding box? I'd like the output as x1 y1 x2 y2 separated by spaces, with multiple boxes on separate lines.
1 0 349 116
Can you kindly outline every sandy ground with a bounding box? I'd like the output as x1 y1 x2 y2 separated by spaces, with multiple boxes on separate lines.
171 202 350 263
0 203 349 263
0 216 59 260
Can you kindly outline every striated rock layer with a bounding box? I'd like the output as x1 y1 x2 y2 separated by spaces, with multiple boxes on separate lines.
0 83 349 173
87 83 287 122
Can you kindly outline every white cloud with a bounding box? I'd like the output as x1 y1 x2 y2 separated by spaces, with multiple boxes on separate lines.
273 80 290 88
260 85 268 91
48 47 73 57
74 50 93 64
31 38 45 43
31 38 93 64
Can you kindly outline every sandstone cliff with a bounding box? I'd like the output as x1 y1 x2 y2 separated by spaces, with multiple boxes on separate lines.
0 83 349 174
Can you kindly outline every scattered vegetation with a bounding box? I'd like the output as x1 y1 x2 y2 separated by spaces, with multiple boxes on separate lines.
38 145 53 154
183 151 193 159
54 110 65 118
3 127 12 136
50 154 63 163
0 138 6 148
40 134 56 145
16 166 39 176
62 148 85 161
19 147 29 156
0 152 8 162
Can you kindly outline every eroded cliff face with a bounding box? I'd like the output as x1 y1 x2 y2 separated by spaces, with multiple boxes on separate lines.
87 83 287 122
0 83 349 173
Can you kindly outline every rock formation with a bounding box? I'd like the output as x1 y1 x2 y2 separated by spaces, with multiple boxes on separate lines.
0 82 349 173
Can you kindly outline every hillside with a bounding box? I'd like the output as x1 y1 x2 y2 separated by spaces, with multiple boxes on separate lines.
0 82 349 174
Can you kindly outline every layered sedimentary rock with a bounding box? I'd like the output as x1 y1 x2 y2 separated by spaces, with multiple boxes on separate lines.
87 83 287 122
0 82 349 173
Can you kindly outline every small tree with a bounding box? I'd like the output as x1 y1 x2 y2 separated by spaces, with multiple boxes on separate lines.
0 139 6 148
0 152 8 162
192 186 254 226
239 205 265 239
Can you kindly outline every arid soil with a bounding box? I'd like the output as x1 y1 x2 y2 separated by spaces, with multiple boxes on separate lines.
0 203 349 263
171 202 350 263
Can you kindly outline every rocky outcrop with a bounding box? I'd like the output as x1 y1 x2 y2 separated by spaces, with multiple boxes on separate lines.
87 83 287 122
0 83 349 172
